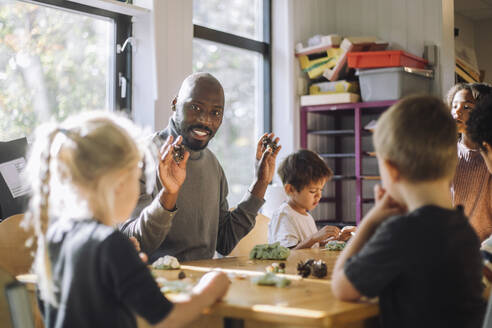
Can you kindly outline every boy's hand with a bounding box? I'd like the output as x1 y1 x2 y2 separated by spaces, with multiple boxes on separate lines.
315 225 340 243
158 135 189 194
193 271 230 303
337 226 357 241
365 184 406 225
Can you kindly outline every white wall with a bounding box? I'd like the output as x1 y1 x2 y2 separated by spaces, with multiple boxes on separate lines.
132 0 193 131
334 0 454 97
452 12 492 85
455 13 476 49
475 19 492 84
272 0 337 171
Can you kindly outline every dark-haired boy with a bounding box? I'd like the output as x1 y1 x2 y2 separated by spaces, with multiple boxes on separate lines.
268 149 350 249
331 95 485 327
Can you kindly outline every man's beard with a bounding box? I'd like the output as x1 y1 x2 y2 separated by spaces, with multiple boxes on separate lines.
179 124 214 151
183 135 210 150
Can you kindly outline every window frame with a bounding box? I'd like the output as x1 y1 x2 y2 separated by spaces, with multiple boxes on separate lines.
24 0 133 112
192 0 272 132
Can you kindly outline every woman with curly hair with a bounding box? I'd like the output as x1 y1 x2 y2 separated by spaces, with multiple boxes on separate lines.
447 83 492 241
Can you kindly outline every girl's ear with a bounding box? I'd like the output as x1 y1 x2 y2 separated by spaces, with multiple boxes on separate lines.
383 159 401 182
113 173 127 195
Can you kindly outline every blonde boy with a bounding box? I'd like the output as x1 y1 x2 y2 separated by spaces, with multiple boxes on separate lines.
331 96 485 327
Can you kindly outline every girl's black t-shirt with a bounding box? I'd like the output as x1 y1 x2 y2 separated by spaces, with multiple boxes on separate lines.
39 218 173 328
345 205 485 328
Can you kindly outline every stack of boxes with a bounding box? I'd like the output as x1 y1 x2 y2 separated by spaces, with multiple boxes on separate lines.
297 34 433 105
348 50 433 102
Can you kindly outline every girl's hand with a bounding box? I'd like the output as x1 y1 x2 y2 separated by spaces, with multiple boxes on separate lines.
129 237 148 263
158 136 190 195
194 271 230 303
129 236 141 252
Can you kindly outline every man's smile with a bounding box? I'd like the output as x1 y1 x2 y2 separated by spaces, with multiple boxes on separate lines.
190 127 212 140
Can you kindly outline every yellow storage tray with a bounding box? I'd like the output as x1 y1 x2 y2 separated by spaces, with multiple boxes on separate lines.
309 80 359 95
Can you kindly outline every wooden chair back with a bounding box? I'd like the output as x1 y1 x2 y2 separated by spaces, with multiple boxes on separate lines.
484 290 492 328
0 266 15 328
0 265 36 328
228 214 270 257
0 214 34 276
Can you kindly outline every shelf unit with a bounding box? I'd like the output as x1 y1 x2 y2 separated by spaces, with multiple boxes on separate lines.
300 100 397 225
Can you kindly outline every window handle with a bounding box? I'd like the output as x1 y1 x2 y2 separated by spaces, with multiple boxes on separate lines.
117 37 136 54
119 73 127 99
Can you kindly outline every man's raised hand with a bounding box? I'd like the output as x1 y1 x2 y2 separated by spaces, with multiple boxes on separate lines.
158 135 189 195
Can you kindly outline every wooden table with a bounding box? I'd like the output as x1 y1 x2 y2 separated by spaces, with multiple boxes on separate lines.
152 249 379 328
18 249 379 328
182 248 339 281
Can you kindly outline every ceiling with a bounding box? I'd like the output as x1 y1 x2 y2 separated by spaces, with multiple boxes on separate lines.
455 0 492 21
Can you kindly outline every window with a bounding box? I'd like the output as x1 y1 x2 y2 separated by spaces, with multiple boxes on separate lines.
0 0 131 142
193 0 271 205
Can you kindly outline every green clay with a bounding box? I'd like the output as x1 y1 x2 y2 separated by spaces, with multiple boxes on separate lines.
252 272 291 288
249 242 290 260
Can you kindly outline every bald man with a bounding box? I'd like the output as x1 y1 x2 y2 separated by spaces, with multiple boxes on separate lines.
120 73 281 261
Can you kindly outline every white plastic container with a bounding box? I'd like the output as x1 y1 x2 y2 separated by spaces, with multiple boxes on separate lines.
300 93 360 106
357 67 433 101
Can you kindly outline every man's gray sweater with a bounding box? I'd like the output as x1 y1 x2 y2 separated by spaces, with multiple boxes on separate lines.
120 119 264 261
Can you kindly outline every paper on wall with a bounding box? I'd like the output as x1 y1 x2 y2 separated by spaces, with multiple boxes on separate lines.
0 157 29 198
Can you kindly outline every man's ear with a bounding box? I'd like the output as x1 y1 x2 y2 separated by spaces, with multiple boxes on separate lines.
171 97 177 111
384 159 401 182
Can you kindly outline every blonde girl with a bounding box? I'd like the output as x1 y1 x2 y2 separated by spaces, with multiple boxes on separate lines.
25 111 229 328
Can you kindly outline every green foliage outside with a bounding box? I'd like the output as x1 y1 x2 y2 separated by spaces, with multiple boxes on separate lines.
0 1 111 141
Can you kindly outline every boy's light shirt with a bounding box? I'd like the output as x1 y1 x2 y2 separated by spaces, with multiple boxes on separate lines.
268 202 319 248
483 235 492 253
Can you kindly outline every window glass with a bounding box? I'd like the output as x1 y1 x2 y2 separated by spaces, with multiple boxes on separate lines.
193 38 261 205
193 0 263 41
0 1 114 141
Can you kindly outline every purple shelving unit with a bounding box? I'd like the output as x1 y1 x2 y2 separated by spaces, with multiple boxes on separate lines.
300 100 397 225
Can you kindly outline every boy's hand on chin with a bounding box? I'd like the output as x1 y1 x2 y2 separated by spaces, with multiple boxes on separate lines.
366 184 407 225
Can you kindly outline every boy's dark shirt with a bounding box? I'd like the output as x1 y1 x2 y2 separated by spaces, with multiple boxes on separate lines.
345 205 485 328
39 219 173 328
